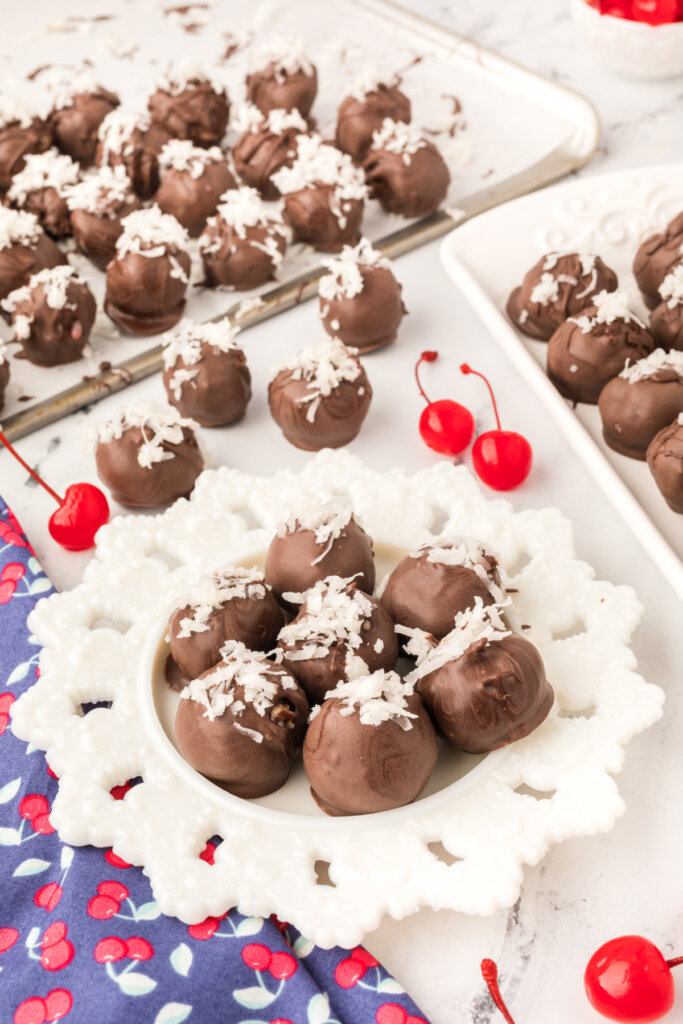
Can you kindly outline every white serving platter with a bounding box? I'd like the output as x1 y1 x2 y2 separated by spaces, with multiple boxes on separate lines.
441 164 683 601
0 0 599 438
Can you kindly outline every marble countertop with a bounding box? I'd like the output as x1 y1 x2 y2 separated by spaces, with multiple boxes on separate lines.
2 2 683 1022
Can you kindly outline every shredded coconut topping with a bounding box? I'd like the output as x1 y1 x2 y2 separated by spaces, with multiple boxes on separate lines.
278 575 373 665
368 118 427 163
270 338 362 423
271 134 367 210
619 347 683 382
406 598 511 686
318 238 390 301
162 318 241 373
49 72 102 110
95 399 198 470
174 566 268 638
568 289 644 333
0 208 41 250
2 265 84 315
659 264 683 308
207 185 286 238
409 536 505 603
533 252 598 305
65 164 134 215
348 65 398 102
0 96 33 130
180 639 294 722
7 149 80 204
159 139 224 179
325 669 416 729
274 502 355 565
248 36 314 78
232 102 307 136
155 57 225 96
97 109 150 158
115 205 189 258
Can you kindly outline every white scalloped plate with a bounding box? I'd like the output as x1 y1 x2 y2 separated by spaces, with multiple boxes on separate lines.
11 450 664 947
440 164 683 599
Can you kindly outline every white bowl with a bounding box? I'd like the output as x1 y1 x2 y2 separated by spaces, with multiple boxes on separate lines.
570 0 683 79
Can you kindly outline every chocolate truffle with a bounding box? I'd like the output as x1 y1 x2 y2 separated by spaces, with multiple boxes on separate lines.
337 69 411 161
265 506 376 608
176 641 308 798
231 104 308 201
380 537 504 642
650 264 683 352
96 109 172 199
411 601 553 753
303 670 437 815
0 208 67 306
169 566 285 681
276 575 398 705
633 210 683 309
148 60 229 147
104 205 191 336
162 318 251 426
6 149 80 238
66 165 142 271
2 265 96 367
48 74 119 166
0 344 9 414
269 338 372 450
154 140 236 237
546 290 655 405
0 96 53 194
199 186 288 290
94 400 204 507
318 238 405 353
272 134 366 253
246 37 317 119
647 413 683 513
598 349 683 460
507 252 619 341
364 119 449 219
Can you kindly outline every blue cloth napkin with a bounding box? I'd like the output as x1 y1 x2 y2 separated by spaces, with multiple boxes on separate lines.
0 498 430 1024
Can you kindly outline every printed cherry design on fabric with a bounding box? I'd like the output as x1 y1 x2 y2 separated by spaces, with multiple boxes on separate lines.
25 922 75 972
0 691 16 737
235 944 299 1012
13 988 73 1024
93 935 156 997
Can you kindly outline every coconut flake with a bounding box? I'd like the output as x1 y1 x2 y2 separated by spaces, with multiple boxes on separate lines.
368 118 427 164
49 72 102 111
65 164 134 215
568 289 645 333
409 536 505 603
326 669 416 729
274 502 356 567
0 96 34 130
348 65 398 102
619 347 683 383
659 264 683 308
0 208 42 250
271 134 367 207
95 399 198 469
7 149 80 204
530 272 559 305
318 238 390 301
234 296 265 320
248 36 314 78
277 575 373 664
162 317 241 371
180 639 294 722
115 204 189 258
2 265 84 315
159 139 225 180
97 109 150 159
270 337 362 423
206 185 286 239
406 598 511 686
174 566 268 638
231 102 307 137
155 57 225 97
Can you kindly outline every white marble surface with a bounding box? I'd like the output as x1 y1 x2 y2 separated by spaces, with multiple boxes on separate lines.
2 2 683 1022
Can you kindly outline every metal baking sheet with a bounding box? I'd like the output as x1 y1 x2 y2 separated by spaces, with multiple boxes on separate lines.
1 0 599 441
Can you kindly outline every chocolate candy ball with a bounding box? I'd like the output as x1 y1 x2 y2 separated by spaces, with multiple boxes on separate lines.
3 265 96 367
0 98 53 193
246 39 317 119
598 350 683 460
0 208 67 306
336 76 411 161
231 104 308 201
96 109 172 199
633 211 683 309
364 120 449 219
67 165 142 271
647 414 683 514
48 76 119 165
148 64 229 147
154 140 237 237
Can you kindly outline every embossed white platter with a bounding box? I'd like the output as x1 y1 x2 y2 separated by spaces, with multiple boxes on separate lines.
441 165 683 600
11 451 664 947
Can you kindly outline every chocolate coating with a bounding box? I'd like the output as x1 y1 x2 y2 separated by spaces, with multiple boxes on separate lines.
148 81 229 147
69 195 142 272
246 64 317 119
200 218 286 290
381 545 502 641
163 342 252 426
155 159 236 237
105 247 191 336
9 274 96 367
633 212 683 309
647 416 683 513
232 122 305 201
320 264 405 353
364 140 449 218
650 299 683 352
269 362 372 451
0 231 67 306
95 423 203 507
265 515 376 608
0 357 9 413
96 122 172 199
547 315 655 405
303 691 437 815
49 87 120 166
507 254 619 341
336 85 411 161
0 117 53 194
283 186 363 253
175 664 308 798
417 634 553 753
599 363 683 460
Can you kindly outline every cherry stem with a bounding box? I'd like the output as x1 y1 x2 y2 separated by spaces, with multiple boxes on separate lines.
481 960 517 1024
461 364 502 431
667 956 683 968
414 350 439 406
0 429 63 506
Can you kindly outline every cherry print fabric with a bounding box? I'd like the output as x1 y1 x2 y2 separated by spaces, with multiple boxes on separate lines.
0 498 430 1024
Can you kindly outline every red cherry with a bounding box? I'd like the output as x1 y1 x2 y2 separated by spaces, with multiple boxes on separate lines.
43 989 72 1022
0 430 109 553
585 936 681 1022
124 937 154 961
415 351 474 456
461 365 532 490
14 997 47 1024
93 937 127 964
481 960 517 1023
188 916 220 941
41 923 67 949
334 957 366 988
268 951 297 980
19 795 49 821
630 0 678 21
599 0 633 15
199 841 216 864
34 884 63 912
242 943 272 971
0 927 19 953
351 946 379 968
97 881 129 902
87 895 119 920
40 939 74 972
104 850 132 870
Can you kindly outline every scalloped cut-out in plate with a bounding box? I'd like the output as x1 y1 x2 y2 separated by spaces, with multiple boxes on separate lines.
11 451 665 948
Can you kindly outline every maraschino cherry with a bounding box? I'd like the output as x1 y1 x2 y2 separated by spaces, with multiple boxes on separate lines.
460 364 532 491
414 350 474 456
481 959 518 1023
586 936 683 1023
0 429 109 551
